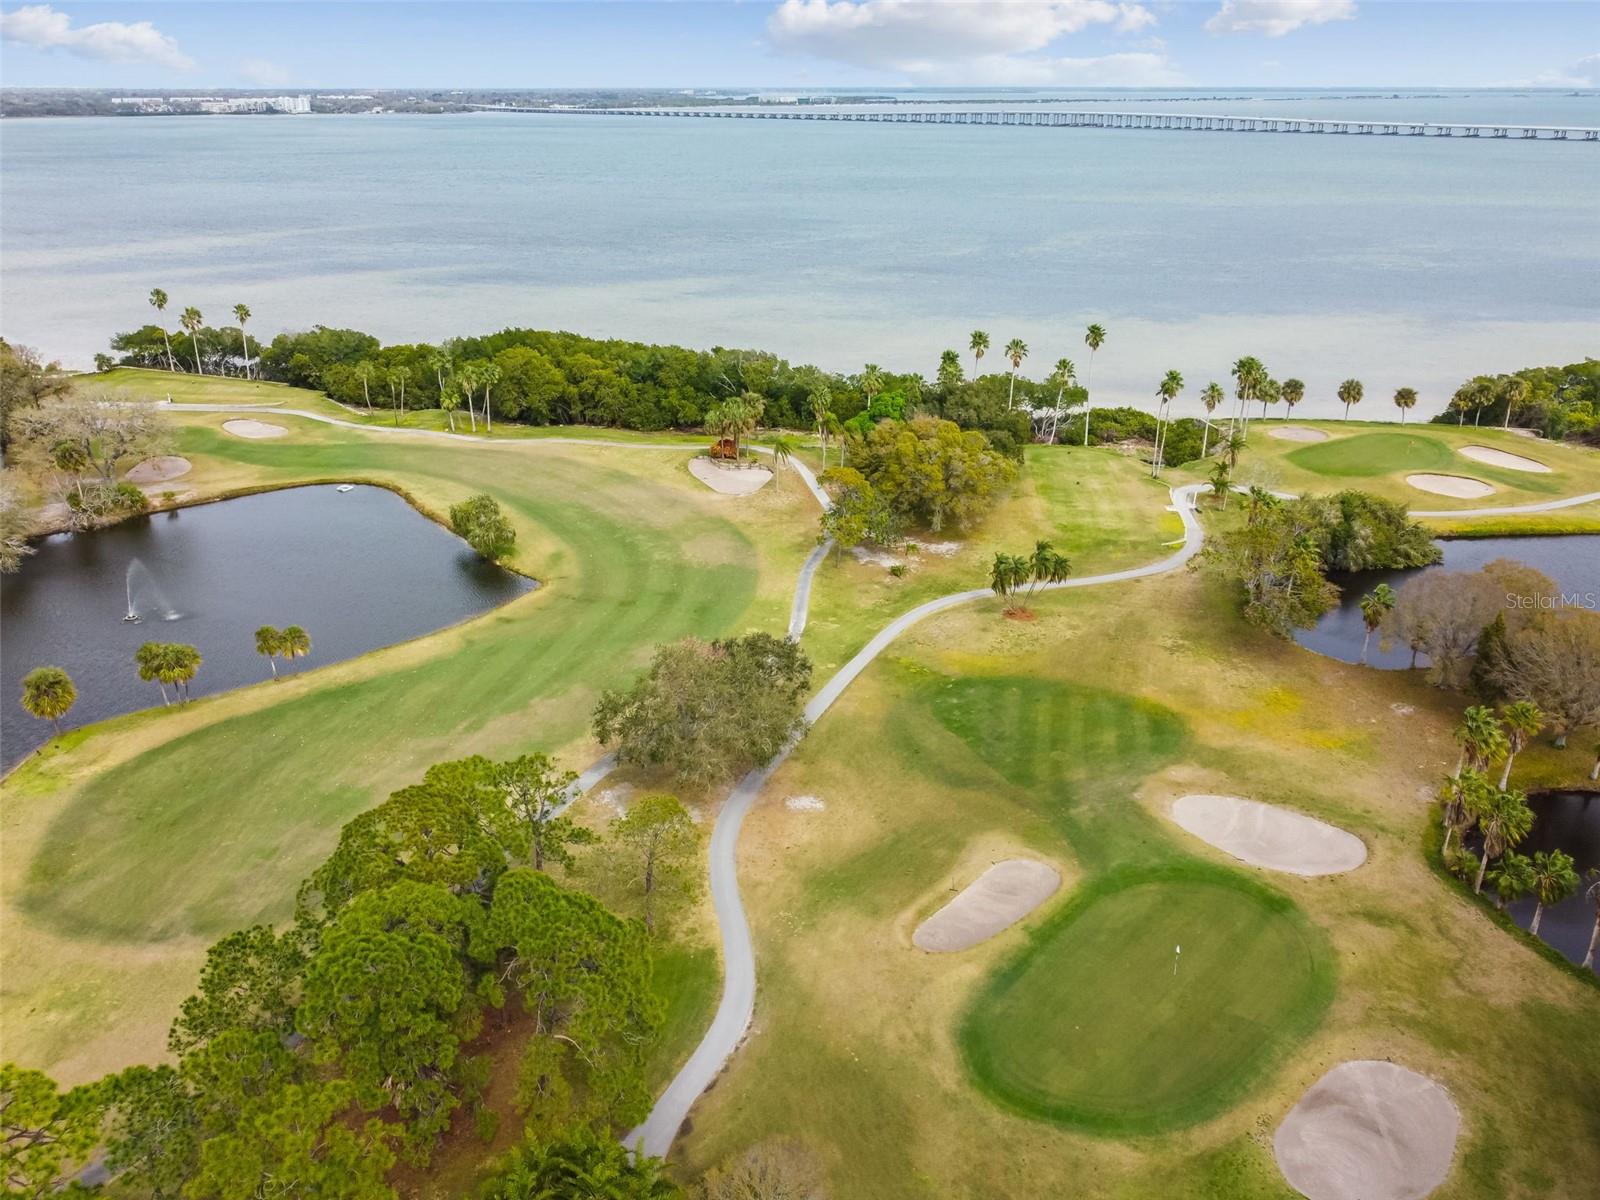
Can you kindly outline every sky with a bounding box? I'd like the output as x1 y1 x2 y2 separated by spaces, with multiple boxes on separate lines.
1 1 1597 91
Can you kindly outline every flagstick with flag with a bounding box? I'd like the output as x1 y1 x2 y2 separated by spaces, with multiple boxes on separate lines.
1173 944 1181 976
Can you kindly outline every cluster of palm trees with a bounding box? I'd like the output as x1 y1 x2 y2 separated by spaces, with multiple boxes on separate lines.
988 540 1072 614
963 325 1106 444
255 625 312 680
1442 703 1594 948
134 641 203 706
704 392 765 460
147 288 255 378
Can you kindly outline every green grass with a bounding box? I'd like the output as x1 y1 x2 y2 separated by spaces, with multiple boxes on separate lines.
1286 430 1457 477
961 863 1333 1134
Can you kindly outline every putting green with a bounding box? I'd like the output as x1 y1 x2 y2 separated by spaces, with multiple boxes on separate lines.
1285 431 1455 478
961 865 1333 1134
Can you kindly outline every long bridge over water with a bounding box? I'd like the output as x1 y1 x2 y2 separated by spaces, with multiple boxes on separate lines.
473 104 1599 141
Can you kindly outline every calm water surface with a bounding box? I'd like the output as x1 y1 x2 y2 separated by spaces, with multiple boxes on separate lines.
1 485 532 766
3 88 1597 417
1296 536 1600 669
1505 791 1599 972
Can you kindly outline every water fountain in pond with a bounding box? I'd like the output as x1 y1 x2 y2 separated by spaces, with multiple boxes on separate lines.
124 558 181 623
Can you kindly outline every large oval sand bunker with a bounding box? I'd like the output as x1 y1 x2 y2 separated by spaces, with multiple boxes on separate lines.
688 457 772 495
222 418 288 439
1269 426 1330 442
124 455 192 484
1171 795 1366 876
1275 1061 1459 1200
1458 445 1551 473
1405 473 1493 499
913 859 1060 951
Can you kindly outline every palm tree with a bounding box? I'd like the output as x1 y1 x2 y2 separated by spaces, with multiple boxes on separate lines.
1440 768 1488 855
148 288 177 372
1258 376 1281 420
1230 356 1265 432
440 387 461 432
1527 849 1578 936
937 349 963 392
479 363 502 433
457 364 480 433
1083 324 1106 445
989 552 1029 614
1199 382 1224 457
1358 582 1396 664
1208 459 1232 508
353 361 376 413
1453 704 1509 779
969 330 990 377
280 625 311 671
1582 869 1600 969
1393 386 1418 424
1337 378 1364 422
860 363 885 411
769 434 797 476
387 366 409 427
1487 852 1535 911
232 304 253 378
1469 786 1534 895
1224 429 1247 472
167 644 202 702
1025 540 1072 594
1003 338 1028 409
1281 378 1305 419
254 626 283 680
1500 376 1529 431
20 666 76 736
1045 358 1076 443
1497 700 1544 788
809 383 832 469
1151 369 1182 478
135 641 175 704
180 307 205 374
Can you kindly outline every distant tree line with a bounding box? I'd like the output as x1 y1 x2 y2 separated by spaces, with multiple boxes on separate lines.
1432 360 1599 443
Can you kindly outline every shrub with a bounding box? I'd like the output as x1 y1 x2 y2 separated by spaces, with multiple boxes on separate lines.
449 493 516 560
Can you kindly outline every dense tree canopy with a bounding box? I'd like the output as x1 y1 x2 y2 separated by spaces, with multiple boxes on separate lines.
846 417 1018 532
594 633 811 789
1433 360 1599 442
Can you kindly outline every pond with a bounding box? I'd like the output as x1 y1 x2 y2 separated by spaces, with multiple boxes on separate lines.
1294 536 1600 670
1504 790 1599 972
2 485 534 767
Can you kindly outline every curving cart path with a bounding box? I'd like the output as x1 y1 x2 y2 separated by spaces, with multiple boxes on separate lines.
626 482 1208 1157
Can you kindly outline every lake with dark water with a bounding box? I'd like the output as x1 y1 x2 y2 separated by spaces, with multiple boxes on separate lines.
2 88 1597 417
1 485 533 767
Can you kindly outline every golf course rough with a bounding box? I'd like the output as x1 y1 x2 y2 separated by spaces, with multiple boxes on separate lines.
960 863 1335 1134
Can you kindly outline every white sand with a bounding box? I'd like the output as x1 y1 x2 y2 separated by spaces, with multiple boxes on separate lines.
1268 426 1330 442
688 457 772 495
1405 473 1494 499
912 860 1060 952
850 545 903 569
124 456 192 484
1275 1061 1460 1200
785 795 826 812
1170 795 1366 876
1458 445 1551 473
222 419 288 439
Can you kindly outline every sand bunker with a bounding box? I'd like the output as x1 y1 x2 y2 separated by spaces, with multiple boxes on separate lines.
1275 1061 1459 1200
688 457 772 495
912 860 1059 952
124 455 192 484
1458 445 1551 473
1405 473 1494 499
1269 426 1330 442
222 419 288 439
1171 795 1366 876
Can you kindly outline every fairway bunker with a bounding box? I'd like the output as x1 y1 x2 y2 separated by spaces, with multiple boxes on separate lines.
124 456 192 484
1275 1061 1459 1200
1170 795 1366 876
1458 445 1551 473
913 859 1059 952
1406 473 1494 499
688 457 772 495
1268 426 1329 442
222 419 289 439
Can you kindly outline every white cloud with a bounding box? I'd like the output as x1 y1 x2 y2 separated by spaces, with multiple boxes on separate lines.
1524 52 1599 88
0 3 194 69
766 0 1171 84
1204 0 1356 38
239 57 294 86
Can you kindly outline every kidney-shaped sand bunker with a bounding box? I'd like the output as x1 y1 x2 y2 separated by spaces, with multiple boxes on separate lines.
1170 795 1367 876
